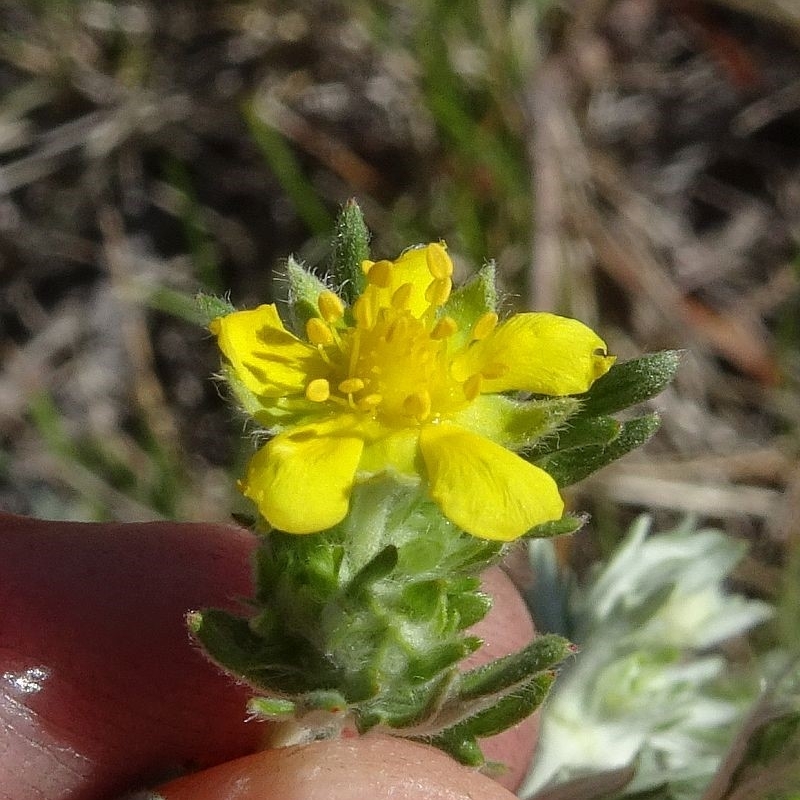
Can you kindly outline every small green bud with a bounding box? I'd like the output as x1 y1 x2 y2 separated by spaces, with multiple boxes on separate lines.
330 198 370 304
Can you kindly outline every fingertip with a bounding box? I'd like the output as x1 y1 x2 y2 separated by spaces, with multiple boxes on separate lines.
157 735 519 800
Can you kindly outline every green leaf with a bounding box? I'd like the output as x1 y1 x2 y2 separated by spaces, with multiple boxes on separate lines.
284 255 332 335
428 731 485 767
446 672 555 741
537 414 661 487
331 198 370 304
458 634 570 701
188 609 268 676
579 351 681 417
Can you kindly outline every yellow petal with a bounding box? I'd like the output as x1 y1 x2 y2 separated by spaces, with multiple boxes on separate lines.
363 244 452 319
451 312 615 396
211 305 326 397
240 422 364 534
419 423 564 541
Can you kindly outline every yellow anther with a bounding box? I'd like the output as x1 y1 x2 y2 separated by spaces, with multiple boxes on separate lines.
424 277 452 307
306 317 335 346
365 259 393 288
481 362 509 380
391 282 414 310
338 377 366 394
402 389 432 421
463 373 482 401
318 291 344 323
426 242 453 280
430 315 458 340
305 378 331 403
357 393 383 411
472 311 499 341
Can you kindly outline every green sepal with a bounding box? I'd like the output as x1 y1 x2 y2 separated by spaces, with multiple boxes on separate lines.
524 513 587 540
457 634 570 701
247 696 296 720
330 198 370 304
358 670 457 732
528 415 621 458
537 413 661 487
196 291 235 325
284 255 332 335
343 544 399 598
441 262 497 348
452 395 581 452
579 351 681 417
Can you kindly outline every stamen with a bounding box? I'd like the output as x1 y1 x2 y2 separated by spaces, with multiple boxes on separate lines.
471 311 498 341
338 377 366 394
365 260 393 288
463 374 482 401
353 296 375 329
403 390 432 421
357 393 383 411
424 277 452 307
305 378 331 403
391 282 414 310
426 242 452 280
430 315 458 340
318 291 345 323
306 317 334 346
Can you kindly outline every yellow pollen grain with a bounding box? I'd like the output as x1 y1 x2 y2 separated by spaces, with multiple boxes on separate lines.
403 390 432 421
365 260 393 288
481 362 509 380
357 393 382 411
430 315 458 340
306 317 335 346
305 378 331 402
463 373 482 401
391 282 414 310
472 311 498 341
425 277 452 307
318 291 344 323
338 377 365 394
426 242 452 280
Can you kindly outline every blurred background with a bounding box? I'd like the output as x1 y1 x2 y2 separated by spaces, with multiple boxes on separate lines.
0 1 799 795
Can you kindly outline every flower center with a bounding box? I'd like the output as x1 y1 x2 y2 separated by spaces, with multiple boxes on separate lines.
301 246 500 428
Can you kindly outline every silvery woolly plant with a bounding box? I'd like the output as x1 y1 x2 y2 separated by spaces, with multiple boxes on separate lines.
190 200 680 770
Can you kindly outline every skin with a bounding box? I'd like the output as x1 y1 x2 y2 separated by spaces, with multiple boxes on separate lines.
0 512 536 800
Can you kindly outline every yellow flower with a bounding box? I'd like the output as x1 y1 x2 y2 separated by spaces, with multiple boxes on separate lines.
211 244 614 540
